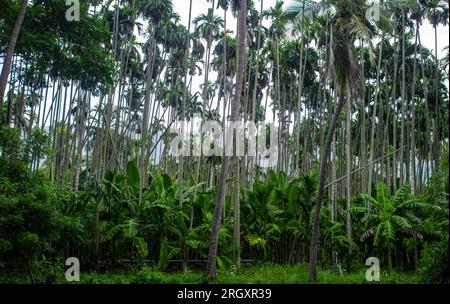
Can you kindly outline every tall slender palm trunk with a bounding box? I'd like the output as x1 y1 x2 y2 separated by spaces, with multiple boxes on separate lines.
205 0 246 282
410 21 419 195
0 0 28 111
309 91 346 282
399 11 406 187
368 32 384 195
432 8 440 170
295 0 306 172
139 26 156 205
345 82 352 259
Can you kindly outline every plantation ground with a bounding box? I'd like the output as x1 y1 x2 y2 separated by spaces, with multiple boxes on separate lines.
0 264 419 284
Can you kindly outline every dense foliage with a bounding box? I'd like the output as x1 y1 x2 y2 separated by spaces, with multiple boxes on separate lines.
0 0 448 283
0 126 448 283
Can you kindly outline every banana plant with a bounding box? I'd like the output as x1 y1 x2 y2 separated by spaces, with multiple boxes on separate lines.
104 218 148 259
352 183 441 271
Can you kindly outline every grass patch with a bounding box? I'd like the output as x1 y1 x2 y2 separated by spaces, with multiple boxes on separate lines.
0 264 419 284
215 264 419 284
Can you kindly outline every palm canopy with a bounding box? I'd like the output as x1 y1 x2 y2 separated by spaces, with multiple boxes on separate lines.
285 1 368 96
140 0 173 24
286 0 416 95
216 0 257 15
420 0 449 27
193 10 224 42
263 0 289 38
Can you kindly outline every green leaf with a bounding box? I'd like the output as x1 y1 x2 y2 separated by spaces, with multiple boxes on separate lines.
157 237 169 269
348 206 369 214
186 239 200 249
134 237 148 258
161 174 172 190
246 234 267 248
400 200 442 211
266 170 278 190
385 221 394 241
123 218 138 238
216 255 225 270
359 193 379 208
126 160 140 189
104 224 122 241
391 215 412 229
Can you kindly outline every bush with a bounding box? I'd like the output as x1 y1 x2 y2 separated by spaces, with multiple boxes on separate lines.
418 238 449 284
0 126 82 280
130 267 167 284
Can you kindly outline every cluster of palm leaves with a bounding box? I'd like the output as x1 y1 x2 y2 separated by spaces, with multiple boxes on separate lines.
68 163 445 274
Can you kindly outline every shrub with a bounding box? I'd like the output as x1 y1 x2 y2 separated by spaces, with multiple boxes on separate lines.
418 237 449 284
0 126 82 282
130 267 167 284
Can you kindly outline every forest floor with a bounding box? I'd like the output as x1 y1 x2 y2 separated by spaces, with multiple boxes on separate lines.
0 264 420 284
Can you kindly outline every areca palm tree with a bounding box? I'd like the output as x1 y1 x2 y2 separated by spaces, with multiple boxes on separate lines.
286 0 314 172
288 0 375 282
193 7 224 108
205 0 246 282
263 1 289 170
422 0 449 169
138 0 173 204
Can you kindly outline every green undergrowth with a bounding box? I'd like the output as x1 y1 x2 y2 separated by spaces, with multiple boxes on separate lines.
0 263 419 284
